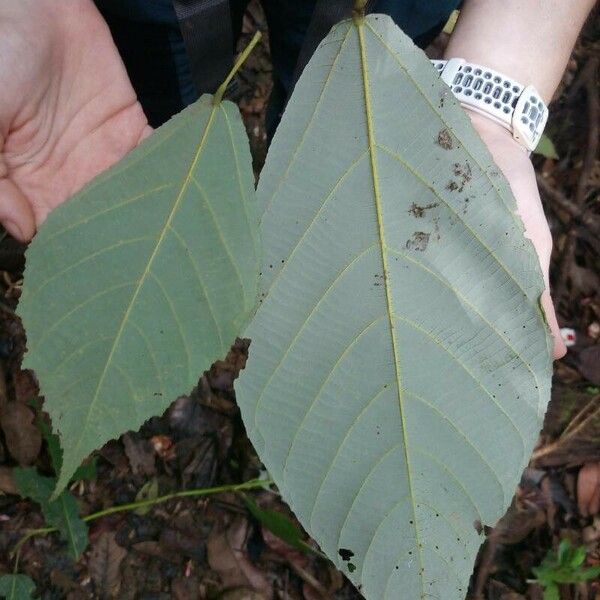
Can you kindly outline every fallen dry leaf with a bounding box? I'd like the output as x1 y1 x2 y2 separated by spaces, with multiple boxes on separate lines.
207 516 271 595
150 434 174 460
122 432 156 476
12 369 38 404
494 502 546 545
0 402 41 465
171 575 201 600
0 466 16 494
219 589 267 600
578 346 600 385
89 531 127 599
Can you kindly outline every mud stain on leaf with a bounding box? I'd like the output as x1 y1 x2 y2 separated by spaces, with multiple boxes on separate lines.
452 162 473 192
437 128 453 150
405 232 430 252
408 202 438 218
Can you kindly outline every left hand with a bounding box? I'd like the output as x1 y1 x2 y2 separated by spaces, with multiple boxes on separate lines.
469 111 566 360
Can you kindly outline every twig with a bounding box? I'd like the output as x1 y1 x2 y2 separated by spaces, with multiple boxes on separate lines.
554 57 599 301
532 395 600 463
290 561 335 600
536 174 600 233
575 57 599 207
472 531 499 600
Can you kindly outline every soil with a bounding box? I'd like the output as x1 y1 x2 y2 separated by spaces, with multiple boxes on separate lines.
0 4 599 599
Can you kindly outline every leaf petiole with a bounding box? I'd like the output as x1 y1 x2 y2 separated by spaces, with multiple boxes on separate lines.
213 30 263 105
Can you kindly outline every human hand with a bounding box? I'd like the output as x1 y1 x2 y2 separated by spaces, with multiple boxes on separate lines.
469 112 566 360
0 0 151 241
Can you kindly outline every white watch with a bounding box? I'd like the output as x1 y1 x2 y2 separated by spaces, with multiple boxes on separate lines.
431 58 548 153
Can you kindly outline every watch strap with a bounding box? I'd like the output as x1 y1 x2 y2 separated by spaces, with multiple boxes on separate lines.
431 58 548 152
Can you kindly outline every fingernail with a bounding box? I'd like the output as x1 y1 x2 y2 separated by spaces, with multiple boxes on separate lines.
3 220 25 241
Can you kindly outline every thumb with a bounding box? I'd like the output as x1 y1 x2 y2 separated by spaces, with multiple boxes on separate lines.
0 177 36 241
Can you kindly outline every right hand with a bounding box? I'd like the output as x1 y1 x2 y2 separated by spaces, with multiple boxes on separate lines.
0 0 151 241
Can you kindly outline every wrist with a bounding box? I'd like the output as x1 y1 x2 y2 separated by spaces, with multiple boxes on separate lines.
465 108 530 157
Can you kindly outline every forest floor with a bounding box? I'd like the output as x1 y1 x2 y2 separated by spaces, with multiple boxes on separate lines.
0 4 599 600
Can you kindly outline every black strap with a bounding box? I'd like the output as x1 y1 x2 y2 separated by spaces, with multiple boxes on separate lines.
291 0 355 93
172 0 233 95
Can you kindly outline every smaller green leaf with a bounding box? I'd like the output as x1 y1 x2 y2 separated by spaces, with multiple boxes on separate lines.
534 133 559 159
551 565 600 584
573 566 600 582
569 544 586 569
543 582 559 600
243 496 307 553
36 419 62 474
557 539 571 565
71 458 97 483
37 419 97 482
134 478 159 516
14 468 88 559
0 574 36 600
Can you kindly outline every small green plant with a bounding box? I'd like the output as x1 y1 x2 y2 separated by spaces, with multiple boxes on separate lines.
2 475 271 600
532 539 600 600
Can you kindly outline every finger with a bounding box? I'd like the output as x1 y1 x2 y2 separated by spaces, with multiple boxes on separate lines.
577 462 600 517
137 124 154 145
0 177 36 241
540 289 566 360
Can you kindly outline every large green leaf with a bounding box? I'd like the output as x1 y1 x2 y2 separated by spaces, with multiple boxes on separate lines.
18 95 259 495
237 14 552 600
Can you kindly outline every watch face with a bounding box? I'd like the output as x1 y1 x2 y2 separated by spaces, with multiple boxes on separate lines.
514 86 548 151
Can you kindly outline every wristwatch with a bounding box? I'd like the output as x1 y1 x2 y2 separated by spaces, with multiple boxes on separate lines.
431 58 548 153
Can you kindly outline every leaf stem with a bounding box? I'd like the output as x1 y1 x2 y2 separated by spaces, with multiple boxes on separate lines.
13 478 272 553
353 0 370 18
213 30 263 105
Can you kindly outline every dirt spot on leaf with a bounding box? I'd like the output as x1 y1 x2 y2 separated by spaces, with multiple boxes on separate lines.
408 202 438 218
437 128 453 150
452 162 473 192
405 232 430 252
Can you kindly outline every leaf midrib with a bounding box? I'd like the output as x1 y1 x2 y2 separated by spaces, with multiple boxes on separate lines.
356 17 424 592
58 493 83 558
65 103 219 485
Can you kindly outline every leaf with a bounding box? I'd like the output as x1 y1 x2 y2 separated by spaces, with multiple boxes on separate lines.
0 403 41 466
237 14 552 600
89 532 127 598
71 458 98 483
207 516 271 595
134 478 159 515
37 418 97 482
0 574 36 600
533 134 559 160
14 467 88 559
543 583 559 600
243 495 308 552
18 94 260 496
36 418 62 473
